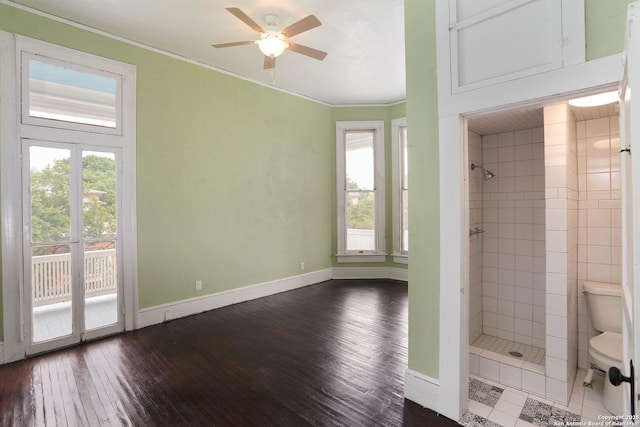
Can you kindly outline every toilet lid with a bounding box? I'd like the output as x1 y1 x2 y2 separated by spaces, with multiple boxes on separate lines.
590 332 622 363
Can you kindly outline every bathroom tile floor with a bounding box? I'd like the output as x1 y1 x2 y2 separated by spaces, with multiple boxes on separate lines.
461 370 611 427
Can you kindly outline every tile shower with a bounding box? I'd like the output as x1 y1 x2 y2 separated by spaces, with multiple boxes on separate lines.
467 103 622 406
468 124 548 397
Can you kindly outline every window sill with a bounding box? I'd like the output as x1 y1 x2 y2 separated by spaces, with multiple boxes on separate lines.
336 254 387 263
392 254 408 264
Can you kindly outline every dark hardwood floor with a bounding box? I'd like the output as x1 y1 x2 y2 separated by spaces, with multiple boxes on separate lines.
0 279 460 426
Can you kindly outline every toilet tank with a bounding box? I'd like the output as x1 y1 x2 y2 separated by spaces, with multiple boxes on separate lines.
584 281 622 333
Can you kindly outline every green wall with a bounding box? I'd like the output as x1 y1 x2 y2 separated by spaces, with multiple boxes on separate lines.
330 104 408 269
403 0 440 378
585 0 635 60
0 4 333 316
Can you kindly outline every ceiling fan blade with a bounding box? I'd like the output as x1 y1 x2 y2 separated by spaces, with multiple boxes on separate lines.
226 7 264 33
281 15 321 38
212 41 256 48
287 42 327 61
264 56 276 69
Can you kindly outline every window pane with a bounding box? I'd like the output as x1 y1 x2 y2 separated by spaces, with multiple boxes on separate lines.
402 190 409 252
84 242 118 330
32 244 73 342
83 151 117 240
345 131 374 190
28 59 117 128
346 191 375 251
401 126 408 189
30 146 71 244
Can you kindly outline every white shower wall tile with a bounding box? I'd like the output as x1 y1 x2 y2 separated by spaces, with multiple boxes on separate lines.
546 377 570 405
542 103 578 406
479 357 500 382
575 116 622 369
585 117 609 138
522 370 546 397
469 130 484 344
482 128 545 343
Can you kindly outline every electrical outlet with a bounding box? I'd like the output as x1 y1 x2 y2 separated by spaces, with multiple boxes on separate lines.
195 280 203 291
299 262 305 271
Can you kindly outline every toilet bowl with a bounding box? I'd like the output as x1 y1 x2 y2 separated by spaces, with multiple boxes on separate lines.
588 331 623 415
584 281 623 415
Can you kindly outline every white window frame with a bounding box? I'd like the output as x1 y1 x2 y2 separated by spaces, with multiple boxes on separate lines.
336 121 386 263
1 32 138 363
391 117 408 264
447 0 584 94
21 51 123 135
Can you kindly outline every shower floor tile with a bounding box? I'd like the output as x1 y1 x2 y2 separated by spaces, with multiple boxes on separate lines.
471 334 545 365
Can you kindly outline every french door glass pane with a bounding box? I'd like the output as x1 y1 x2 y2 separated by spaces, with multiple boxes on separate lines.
83 150 118 331
346 191 375 251
31 244 73 342
82 151 117 239
29 146 71 243
28 59 117 128
84 242 118 330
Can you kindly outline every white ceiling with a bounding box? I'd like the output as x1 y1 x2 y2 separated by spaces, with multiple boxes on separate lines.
7 0 406 106
468 102 620 136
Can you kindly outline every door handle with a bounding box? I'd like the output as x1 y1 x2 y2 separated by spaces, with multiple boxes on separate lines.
609 360 635 416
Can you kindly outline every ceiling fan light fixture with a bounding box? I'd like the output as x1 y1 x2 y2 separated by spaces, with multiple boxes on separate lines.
258 32 288 57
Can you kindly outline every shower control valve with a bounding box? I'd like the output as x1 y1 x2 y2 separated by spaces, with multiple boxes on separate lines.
469 227 486 237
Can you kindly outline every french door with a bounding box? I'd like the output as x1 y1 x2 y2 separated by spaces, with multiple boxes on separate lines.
23 139 123 354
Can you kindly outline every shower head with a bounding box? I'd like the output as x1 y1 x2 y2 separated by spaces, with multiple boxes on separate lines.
470 163 496 181
483 169 496 181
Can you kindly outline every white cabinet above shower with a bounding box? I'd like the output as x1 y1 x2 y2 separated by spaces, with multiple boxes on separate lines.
444 0 585 94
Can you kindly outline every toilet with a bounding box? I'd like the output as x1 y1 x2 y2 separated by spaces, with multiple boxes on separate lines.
583 281 623 415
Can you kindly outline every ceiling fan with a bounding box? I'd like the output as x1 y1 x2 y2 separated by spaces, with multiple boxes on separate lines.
213 8 328 69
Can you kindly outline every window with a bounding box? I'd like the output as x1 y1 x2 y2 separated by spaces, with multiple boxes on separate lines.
336 121 386 262
391 117 408 263
20 40 124 135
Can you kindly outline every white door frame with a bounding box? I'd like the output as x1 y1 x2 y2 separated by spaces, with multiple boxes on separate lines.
433 1 625 419
0 32 138 363
439 59 623 420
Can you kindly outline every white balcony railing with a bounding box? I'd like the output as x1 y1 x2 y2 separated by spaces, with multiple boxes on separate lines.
32 249 117 307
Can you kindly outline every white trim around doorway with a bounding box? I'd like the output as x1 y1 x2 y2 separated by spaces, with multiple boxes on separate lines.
0 32 138 363
426 2 626 419
436 59 624 420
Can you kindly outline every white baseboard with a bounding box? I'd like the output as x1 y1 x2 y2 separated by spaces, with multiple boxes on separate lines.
332 266 408 281
404 369 440 413
138 268 333 328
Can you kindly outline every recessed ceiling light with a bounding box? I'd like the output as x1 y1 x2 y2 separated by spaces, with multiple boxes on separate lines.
568 91 618 107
